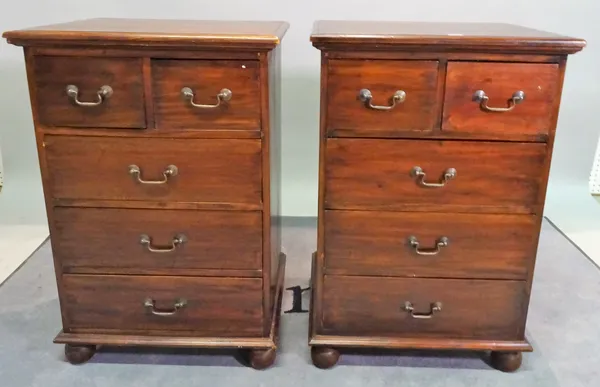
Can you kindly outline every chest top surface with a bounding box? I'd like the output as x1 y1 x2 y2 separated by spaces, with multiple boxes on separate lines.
3 18 289 49
311 20 585 54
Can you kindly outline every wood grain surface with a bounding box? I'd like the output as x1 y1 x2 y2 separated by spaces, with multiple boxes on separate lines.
62 274 263 336
44 135 262 205
34 56 145 128
152 59 261 130
321 275 527 340
325 138 546 211
53 207 262 272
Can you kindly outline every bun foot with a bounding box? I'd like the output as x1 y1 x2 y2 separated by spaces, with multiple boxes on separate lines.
311 346 340 369
490 351 522 372
248 348 276 370
64 344 96 365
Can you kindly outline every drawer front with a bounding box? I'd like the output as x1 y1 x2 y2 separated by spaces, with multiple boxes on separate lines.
152 60 260 130
325 139 546 211
45 135 262 205
327 60 439 133
443 62 560 139
63 274 263 336
34 57 145 128
325 211 536 280
54 208 262 272
322 276 526 340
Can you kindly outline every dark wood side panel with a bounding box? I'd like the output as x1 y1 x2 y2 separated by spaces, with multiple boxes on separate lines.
34 56 146 128
152 59 261 130
443 62 559 139
324 211 537 279
267 46 283 308
44 135 262 205
53 207 262 272
325 139 547 211
322 276 527 340
327 60 439 133
62 274 263 336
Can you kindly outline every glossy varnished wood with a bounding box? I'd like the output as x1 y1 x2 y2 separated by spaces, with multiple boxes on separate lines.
5 19 287 366
443 62 560 139
44 135 262 204
53 207 263 272
324 211 537 279
310 21 584 370
311 21 585 54
3 19 289 49
54 254 287 352
325 138 547 211
33 56 145 128
152 59 261 130
327 60 439 133
309 335 532 352
321 276 527 339
62 274 263 336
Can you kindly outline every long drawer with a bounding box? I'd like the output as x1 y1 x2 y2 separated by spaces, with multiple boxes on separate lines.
54 207 262 273
325 138 546 212
44 135 262 205
321 276 527 340
62 274 263 336
324 210 536 280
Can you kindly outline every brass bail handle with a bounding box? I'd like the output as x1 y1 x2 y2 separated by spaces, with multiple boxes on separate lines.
139 234 187 253
403 301 443 319
408 236 449 256
472 90 525 113
411 166 456 188
144 298 187 316
66 84 113 107
358 88 406 111
181 87 232 109
128 165 178 185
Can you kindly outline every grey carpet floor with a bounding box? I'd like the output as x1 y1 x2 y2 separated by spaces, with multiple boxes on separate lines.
0 219 599 386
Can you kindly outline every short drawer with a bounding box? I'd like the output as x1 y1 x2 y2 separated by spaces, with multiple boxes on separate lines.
325 138 546 212
322 276 526 340
54 207 262 273
324 211 537 280
34 56 145 128
44 135 262 205
152 59 261 130
327 60 439 134
443 62 560 140
62 274 263 336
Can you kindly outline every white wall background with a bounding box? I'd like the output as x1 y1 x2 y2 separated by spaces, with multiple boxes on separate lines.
0 0 598 219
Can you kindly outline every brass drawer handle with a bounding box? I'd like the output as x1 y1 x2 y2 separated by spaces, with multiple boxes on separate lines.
408 236 449 256
66 84 113 107
181 87 232 109
358 88 406 111
403 301 442 319
472 90 525 113
411 166 456 188
128 164 178 185
144 298 187 316
140 234 187 253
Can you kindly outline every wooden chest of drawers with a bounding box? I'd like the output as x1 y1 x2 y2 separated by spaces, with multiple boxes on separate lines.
309 21 585 371
3 18 288 369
